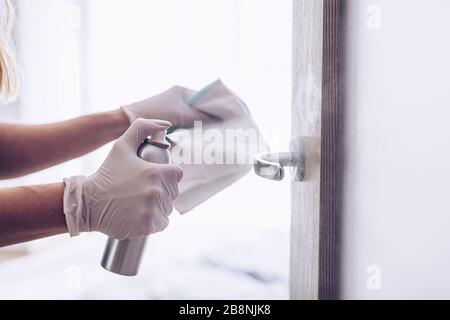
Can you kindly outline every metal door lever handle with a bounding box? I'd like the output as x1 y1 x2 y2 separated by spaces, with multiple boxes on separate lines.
254 137 305 182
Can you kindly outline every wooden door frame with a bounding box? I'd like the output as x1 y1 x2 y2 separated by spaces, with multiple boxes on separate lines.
290 0 343 300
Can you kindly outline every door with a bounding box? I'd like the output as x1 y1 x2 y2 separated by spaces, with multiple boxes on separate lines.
341 0 450 299
288 0 450 300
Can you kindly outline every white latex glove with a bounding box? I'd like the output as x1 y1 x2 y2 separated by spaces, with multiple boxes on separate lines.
121 86 212 128
63 119 183 240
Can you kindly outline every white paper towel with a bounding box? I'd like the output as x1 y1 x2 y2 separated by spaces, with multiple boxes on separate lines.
169 80 269 213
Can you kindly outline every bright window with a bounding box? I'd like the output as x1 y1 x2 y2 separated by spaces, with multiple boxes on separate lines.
0 0 292 299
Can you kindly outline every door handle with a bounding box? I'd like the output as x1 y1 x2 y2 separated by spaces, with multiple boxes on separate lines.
254 136 305 182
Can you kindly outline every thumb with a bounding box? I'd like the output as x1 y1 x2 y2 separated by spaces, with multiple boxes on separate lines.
122 118 172 150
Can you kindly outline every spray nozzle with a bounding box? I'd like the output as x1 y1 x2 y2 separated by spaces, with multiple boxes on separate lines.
150 130 167 143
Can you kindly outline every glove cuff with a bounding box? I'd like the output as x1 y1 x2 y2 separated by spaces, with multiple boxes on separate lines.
120 105 136 125
63 176 90 237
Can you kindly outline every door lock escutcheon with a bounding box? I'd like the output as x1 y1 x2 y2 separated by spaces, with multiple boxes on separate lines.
254 136 305 182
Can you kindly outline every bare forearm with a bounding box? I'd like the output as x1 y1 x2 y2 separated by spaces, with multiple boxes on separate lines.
0 109 129 179
0 183 67 247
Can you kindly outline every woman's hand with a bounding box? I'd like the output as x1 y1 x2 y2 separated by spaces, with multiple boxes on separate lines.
121 86 212 128
63 119 183 240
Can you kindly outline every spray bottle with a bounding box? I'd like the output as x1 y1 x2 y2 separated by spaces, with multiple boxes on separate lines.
101 130 171 276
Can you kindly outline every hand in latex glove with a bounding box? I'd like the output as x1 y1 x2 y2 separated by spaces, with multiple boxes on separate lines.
63 119 183 240
121 86 212 128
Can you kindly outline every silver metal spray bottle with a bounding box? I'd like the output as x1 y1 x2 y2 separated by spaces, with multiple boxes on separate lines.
101 130 171 276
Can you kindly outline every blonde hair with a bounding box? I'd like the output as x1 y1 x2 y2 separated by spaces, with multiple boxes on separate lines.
0 0 20 103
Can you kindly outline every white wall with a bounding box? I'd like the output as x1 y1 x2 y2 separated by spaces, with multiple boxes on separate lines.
341 0 450 299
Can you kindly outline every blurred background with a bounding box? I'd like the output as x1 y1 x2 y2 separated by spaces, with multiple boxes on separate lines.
0 0 293 299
